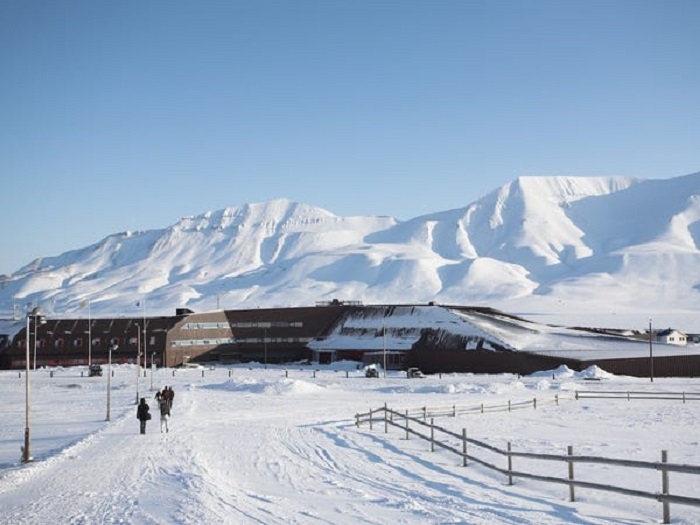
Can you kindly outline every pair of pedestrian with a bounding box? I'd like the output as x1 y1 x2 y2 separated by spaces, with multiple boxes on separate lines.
137 397 169 434
156 386 174 414
154 386 174 433
138 385 176 434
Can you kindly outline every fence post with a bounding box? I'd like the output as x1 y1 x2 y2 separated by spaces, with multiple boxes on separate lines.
533 397 537 410
430 418 435 452
661 450 670 524
369 408 373 431
508 400 511 412
568 445 575 502
422 406 427 420
462 428 468 467
480 403 484 414
405 410 409 440
555 394 559 406
384 403 388 434
452 404 456 417
507 442 513 485
355 413 359 427
575 391 579 400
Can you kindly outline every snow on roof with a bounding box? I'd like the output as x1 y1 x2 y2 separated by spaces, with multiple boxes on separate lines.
309 304 699 361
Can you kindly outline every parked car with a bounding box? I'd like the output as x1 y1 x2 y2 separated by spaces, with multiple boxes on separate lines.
407 367 425 378
88 364 103 377
365 367 379 378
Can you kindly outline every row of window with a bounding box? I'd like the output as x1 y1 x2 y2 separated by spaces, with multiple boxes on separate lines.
16 335 156 349
172 338 236 347
170 336 313 347
182 321 304 330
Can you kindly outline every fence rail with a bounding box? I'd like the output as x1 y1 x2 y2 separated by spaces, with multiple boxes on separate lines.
355 404 700 524
392 390 700 424
575 390 700 402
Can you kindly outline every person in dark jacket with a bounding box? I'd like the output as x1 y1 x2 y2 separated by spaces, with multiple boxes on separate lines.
136 398 151 434
163 386 174 414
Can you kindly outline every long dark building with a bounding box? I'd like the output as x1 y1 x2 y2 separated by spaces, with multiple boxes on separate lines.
2 302 699 377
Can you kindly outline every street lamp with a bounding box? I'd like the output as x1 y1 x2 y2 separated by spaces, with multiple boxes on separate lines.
649 318 654 383
23 307 46 463
32 311 46 371
382 323 387 378
150 351 156 391
106 344 117 421
135 323 141 405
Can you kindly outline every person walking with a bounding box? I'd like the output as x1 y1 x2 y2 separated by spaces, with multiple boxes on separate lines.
164 386 174 414
158 396 170 433
136 398 151 434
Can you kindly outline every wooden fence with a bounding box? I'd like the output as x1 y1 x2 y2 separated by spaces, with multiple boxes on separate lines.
575 390 700 402
355 392 700 524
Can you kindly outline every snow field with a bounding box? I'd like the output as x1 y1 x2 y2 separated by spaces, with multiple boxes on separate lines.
0 363 699 524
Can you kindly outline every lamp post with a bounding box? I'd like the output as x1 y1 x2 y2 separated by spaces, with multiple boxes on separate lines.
87 300 92 367
382 323 387 378
142 324 147 371
23 307 46 463
135 323 141 404
649 318 654 383
106 344 117 421
150 351 156 391
32 312 45 371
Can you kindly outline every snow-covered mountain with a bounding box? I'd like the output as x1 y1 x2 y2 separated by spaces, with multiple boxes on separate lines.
3 173 700 331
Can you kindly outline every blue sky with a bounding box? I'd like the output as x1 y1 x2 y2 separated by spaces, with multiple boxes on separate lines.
1 0 699 276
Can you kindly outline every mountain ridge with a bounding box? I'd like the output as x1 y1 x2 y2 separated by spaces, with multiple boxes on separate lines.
3 173 700 331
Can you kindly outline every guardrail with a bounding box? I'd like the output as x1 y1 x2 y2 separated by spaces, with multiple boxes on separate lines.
355 404 700 524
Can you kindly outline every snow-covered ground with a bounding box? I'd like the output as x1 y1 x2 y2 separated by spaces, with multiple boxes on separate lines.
1 362 699 524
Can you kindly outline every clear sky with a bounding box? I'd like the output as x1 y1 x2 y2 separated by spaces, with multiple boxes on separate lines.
1 0 699 276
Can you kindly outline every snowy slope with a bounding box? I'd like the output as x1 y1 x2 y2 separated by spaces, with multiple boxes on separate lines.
2 173 700 331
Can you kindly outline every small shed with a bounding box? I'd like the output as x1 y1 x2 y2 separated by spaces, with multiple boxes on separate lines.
656 328 687 346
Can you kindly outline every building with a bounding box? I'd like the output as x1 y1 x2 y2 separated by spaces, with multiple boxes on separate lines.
2 303 700 377
656 328 688 346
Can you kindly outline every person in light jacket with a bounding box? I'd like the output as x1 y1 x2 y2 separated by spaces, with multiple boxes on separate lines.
158 397 170 433
136 398 151 434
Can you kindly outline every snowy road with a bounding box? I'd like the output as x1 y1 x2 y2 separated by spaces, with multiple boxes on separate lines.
1 365 699 524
